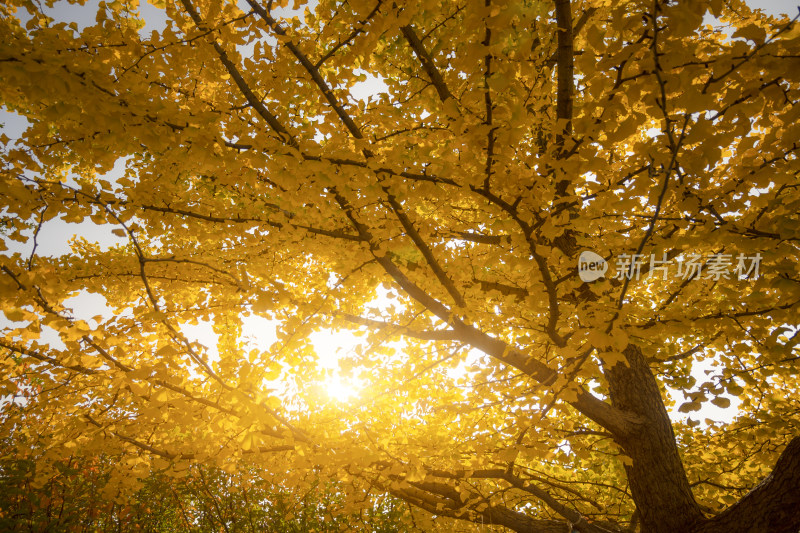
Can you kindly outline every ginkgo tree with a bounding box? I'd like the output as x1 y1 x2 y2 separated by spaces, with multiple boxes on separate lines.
1 0 800 531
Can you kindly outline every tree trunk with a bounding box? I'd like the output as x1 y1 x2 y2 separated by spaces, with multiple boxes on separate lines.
605 344 705 533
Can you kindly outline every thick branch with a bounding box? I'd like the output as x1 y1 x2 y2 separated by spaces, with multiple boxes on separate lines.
331 190 639 437
245 0 365 141
504 476 615 533
400 24 456 104
384 193 466 307
179 0 297 147
554 0 574 143
390 485 571 533
697 436 800 533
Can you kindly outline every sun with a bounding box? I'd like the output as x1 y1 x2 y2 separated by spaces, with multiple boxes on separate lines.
237 318 366 404
322 374 361 402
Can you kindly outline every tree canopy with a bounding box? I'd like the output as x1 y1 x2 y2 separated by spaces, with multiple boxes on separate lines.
1 0 800 531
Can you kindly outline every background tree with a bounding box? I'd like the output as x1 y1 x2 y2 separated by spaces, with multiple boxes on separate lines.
1 0 800 531
0 438 418 532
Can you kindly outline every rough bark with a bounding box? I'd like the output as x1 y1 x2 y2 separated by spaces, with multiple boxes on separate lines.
605 344 705 533
482 506 571 533
697 436 800 533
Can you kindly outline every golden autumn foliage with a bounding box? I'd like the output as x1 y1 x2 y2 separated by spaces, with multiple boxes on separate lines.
1 0 800 531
